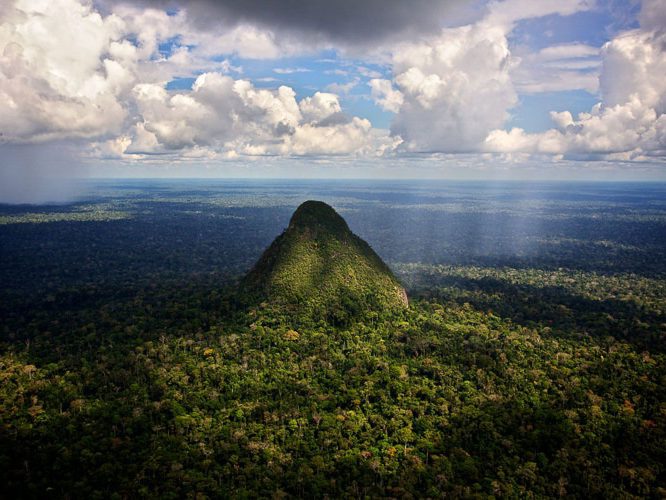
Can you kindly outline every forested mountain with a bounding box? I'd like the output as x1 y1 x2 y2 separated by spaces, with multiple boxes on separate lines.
242 201 408 324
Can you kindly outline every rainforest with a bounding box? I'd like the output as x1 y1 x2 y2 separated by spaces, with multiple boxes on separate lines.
1 179 665 498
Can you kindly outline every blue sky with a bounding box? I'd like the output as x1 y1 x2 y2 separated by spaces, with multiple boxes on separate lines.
155 4 626 135
0 0 665 199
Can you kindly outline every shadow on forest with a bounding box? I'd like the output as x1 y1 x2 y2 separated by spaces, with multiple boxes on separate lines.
4 269 665 364
409 275 665 352
0 275 242 363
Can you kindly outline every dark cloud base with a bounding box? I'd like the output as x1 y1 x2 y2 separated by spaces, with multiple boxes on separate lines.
116 0 469 43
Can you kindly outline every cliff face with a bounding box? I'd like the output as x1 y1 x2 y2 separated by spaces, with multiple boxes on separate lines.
241 201 408 320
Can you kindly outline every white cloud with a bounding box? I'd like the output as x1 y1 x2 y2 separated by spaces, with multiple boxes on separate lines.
119 74 377 157
288 118 374 155
537 44 599 60
369 79 404 113
183 24 307 60
386 23 517 152
599 28 665 111
486 25 666 160
0 0 130 142
369 1 597 153
0 0 227 143
108 5 244 81
299 92 344 123
2 0 663 168
91 135 133 159
0 0 363 158
325 69 349 76
0 0 379 159
370 0 665 162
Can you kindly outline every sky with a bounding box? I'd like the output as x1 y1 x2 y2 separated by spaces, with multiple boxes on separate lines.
0 0 665 201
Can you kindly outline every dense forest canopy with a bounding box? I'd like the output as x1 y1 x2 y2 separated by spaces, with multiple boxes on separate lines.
1 180 665 497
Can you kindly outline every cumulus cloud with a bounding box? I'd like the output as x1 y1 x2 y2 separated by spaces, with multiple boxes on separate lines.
368 0 597 153
383 22 518 152
2 0 664 168
369 79 404 113
486 16 666 160
368 0 665 161
0 0 233 143
0 0 376 159
0 0 130 142
181 24 302 60
119 73 377 157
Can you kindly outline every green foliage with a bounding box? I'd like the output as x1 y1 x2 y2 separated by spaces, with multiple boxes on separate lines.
2 183 666 497
241 201 408 324
1 269 665 498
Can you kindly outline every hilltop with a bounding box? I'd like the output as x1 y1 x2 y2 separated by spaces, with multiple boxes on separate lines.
241 200 407 323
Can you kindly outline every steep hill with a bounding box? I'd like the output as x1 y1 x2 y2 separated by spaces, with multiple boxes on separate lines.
241 200 408 321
